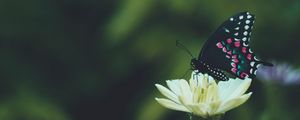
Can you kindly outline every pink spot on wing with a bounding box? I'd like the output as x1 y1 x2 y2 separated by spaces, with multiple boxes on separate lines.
232 55 237 58
232 58 239 63
227 38 232 44
240 72 249 78
231 68 237 73
223 47 227 52
247 54 252 60
226 55 230 59
234 42 240 47
227 51 232 55
216 42 223 48
231 63 236 67
242 47 247 53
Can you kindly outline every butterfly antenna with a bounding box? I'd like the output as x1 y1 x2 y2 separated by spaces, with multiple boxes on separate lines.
176 40 195 58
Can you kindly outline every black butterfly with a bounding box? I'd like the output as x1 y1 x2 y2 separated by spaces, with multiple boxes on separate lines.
191 12 273 81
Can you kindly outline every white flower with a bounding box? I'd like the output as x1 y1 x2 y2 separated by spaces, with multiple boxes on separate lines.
155 71 252 118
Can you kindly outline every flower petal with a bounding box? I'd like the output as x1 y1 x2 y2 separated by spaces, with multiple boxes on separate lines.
155 84 179 103
218 78 251 101
189 74 197 93
217 79 237 100
207 75 215 84
216 92 252 114
178 95 193 112
201 74 209 87
187 103 209 118
166 80 181 96
155 98 190 112
206 80 220 102
227 78 252 100
208 101 221 115
192 85 201 103
179 80 193 103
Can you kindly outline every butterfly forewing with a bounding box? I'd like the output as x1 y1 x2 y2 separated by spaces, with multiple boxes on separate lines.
197 12 266 80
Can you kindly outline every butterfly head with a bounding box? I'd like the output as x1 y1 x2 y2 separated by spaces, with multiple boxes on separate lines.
191 58 204 71
191 58 197 69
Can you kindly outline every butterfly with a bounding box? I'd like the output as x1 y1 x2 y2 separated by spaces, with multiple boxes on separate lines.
191 12 273 81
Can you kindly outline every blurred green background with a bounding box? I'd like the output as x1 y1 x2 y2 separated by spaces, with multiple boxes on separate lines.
1 0 300 120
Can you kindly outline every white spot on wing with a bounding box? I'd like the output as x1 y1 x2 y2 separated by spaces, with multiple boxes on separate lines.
243 31 248 36
250 62 255 67
247 15 252 19
254 56 259 61
235 27 239 30
239 15 244 20
243 42 249 46
244 25 249 30
242 37 247 41
234 32 238 36
225 28 230 33
257 64 261 68
246 20 250 24
249 49 253 53
230 18 234 21
234 38 240 41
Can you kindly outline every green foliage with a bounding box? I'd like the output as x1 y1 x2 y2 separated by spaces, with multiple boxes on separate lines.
0 0 300 119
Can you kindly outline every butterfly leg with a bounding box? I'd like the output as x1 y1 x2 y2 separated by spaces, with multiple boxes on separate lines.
192 70 201 80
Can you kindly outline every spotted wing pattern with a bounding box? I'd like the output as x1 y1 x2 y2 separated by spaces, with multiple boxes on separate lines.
196 12 272 80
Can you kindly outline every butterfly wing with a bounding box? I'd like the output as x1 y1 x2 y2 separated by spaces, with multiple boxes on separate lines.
199 12 272 79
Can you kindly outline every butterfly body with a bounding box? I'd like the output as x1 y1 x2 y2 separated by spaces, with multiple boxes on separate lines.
192 12 273 81
191 58 229 80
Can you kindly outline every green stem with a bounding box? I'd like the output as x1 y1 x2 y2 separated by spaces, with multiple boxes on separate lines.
261 82 286 120
189 114 222 120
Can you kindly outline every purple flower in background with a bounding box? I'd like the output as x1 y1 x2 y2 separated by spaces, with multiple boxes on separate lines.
256 62 300 85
